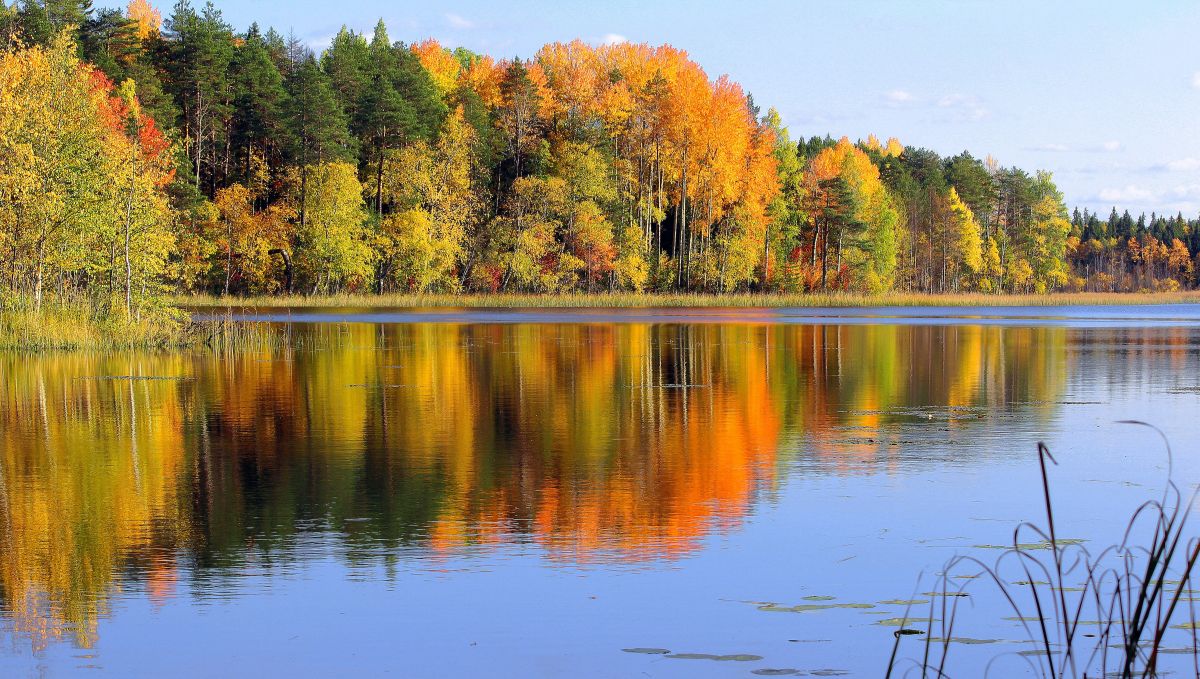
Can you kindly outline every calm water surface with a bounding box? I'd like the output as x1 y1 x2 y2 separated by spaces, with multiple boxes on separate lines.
3 306 1200 677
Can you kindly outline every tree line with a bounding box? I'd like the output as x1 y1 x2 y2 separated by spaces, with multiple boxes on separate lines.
1 0 1195 314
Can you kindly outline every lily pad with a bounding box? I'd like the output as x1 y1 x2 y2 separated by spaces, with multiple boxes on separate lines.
666 653 763 662
879 599 929 606
622 647 670 655
759 602 874 613
975 539 1086 550
752 670 801 676
876 617 934 627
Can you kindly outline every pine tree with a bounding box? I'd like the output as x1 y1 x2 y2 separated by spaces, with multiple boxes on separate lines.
161 0 234 193
230 23 291 197
286 55 354 229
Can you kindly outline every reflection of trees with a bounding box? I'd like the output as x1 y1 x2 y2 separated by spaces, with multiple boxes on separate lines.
0 322 1069 649
0 355 191 650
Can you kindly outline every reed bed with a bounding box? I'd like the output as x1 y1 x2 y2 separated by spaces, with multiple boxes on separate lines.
0 296 187 350
887 426 1200 678
178 291 1200 310
0 295 349 352
192 313 349 353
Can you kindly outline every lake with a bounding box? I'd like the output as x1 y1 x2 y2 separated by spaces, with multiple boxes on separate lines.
3 305 1200 677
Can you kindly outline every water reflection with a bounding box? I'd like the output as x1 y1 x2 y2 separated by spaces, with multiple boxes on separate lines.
0 322 1074 651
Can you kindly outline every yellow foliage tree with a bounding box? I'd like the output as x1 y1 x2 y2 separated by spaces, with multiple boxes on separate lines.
947 187 983 289
297 162 374 293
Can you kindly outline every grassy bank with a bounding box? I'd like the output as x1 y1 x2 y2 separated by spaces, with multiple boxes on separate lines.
0 298 188 350
8 290 1200 351
179 290 1200 309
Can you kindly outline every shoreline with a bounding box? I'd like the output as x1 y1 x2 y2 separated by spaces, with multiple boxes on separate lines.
178 291 1200 309
6 291 1200 351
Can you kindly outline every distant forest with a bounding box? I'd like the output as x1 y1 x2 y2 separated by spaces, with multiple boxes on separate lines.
1 0 1195 315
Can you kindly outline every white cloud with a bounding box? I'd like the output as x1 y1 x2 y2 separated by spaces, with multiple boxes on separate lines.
1145 157 1200 173
444 13 473 29
1084 182 1200 213
1192 71 1200 89
1166 157 1200 172
1098 185 1158 203
306 33 336 53
884 89 914 105
935 94 989 121
1169 183 1200 199
1030 143 1070 152
1029 141 1120 154
602 33 627 45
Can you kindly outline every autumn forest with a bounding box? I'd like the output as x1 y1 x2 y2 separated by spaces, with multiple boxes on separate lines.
2 0 1199 322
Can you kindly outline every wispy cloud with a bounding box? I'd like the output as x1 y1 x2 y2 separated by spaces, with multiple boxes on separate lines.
1192 71 1200 89
1165 157 1200 172
1027 140 1121 154
1085 183 1200 212
1142 157 1200 173
444 13 473 29
306 34 334 53
601 33 627 45
936 94 989 122
875 89 988 123
1029 143 1070 152
787 109 861 128
1098 185 1158 203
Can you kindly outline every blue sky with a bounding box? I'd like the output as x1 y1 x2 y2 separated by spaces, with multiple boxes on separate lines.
104 0 1200 217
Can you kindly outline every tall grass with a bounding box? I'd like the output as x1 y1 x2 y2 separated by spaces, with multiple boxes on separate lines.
178 290 1200 310
0 294 187 350
192 313 344 353
887 426 1200 678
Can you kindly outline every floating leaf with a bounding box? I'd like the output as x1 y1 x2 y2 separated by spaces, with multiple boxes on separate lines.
758 602 874 613
876 617 934 627
928 637 1004 645
666 653 763 662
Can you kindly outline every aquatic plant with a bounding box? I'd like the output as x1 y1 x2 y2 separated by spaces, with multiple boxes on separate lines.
0 293 186 350
887 425 1200 678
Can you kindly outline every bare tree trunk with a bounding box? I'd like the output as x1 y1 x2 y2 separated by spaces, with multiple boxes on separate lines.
821 224 829 290
224 217 233 296
195 86 204 190
376 143 386 215
34 256 44 312
123 169 136 315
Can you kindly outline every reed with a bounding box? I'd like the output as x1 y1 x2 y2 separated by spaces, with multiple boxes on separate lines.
0 294 187 350
0 294 350 352
887 425 1200 678
190 313 343 353
178 290 1200 310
